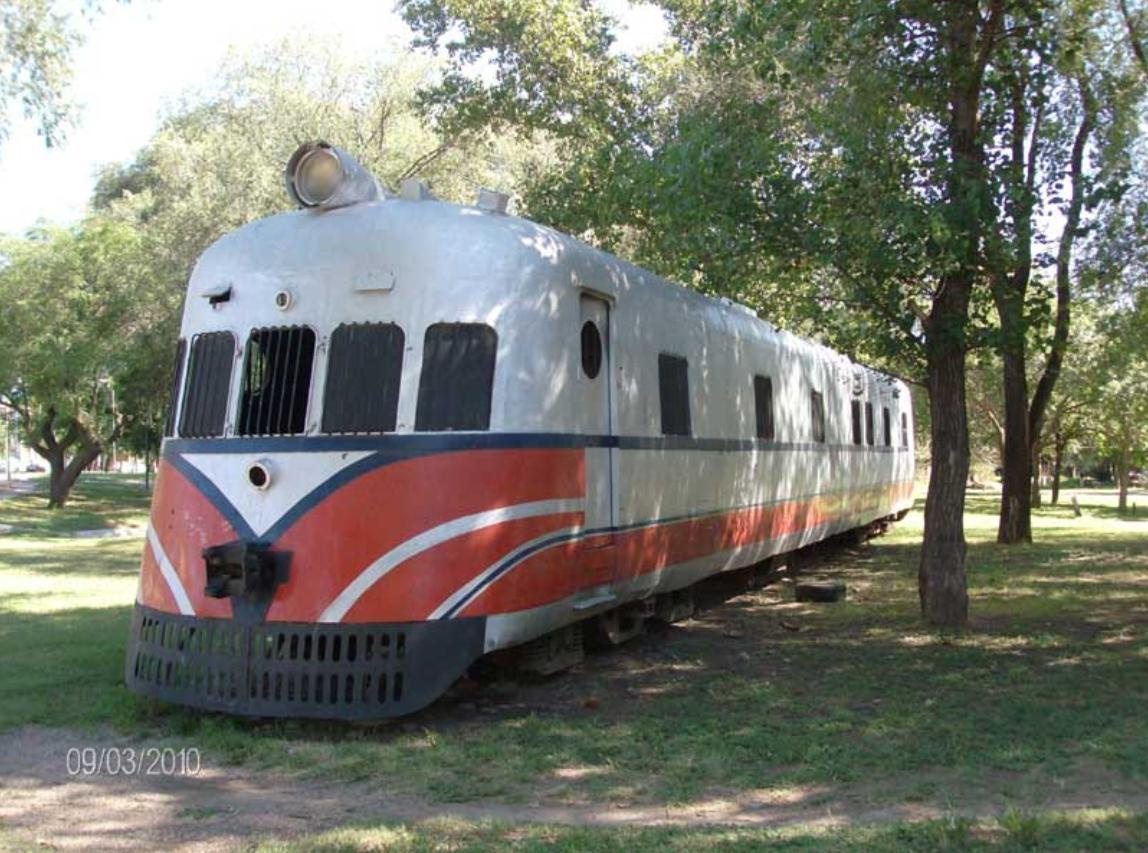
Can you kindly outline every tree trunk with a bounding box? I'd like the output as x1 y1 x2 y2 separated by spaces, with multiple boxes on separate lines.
1050 430 1064 505
917 0 999 629
997 346 1032 542
1030 436 1042 509
47 445 102 509
1118 443 1131 512
34 408 105 509
919 277 971 628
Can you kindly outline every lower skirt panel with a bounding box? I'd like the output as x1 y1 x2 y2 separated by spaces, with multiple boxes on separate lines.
124 604 487 720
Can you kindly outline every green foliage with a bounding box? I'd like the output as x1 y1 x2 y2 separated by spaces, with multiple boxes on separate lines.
0 38 556 496
0 214 166 478
0 0 112 148
401 0 638 142
1073 295 1148 499
93 39 556 289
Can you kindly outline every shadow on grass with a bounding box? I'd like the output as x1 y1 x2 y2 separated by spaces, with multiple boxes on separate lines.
964 493 1148 524
0 538 142 578
0 473 151 538
250 810 1148 852
108 522 1148 808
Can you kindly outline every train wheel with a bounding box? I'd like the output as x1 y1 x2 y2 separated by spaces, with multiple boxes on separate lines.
586 601 649 648
653 587 695 624
515 623 585 676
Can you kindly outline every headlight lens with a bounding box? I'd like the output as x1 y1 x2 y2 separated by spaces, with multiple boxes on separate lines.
285 141 382 210
294 147 343 207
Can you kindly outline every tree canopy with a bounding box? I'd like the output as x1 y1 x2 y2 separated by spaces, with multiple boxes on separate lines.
0 0 116 148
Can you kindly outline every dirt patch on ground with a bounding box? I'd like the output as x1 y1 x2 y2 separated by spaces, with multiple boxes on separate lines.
3 725 1147 852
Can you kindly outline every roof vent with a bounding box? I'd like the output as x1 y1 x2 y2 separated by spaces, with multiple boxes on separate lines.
400 178 435 201
476 188 510 214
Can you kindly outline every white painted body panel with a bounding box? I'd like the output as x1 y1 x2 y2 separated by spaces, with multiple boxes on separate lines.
171 195 915 652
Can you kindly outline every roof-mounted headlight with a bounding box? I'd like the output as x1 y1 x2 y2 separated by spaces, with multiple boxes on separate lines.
285 141 383 210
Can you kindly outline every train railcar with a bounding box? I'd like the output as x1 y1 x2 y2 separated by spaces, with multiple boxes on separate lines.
125 142 915 719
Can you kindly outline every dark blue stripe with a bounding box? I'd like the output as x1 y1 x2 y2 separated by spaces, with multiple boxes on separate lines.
163 432 905 457
164 453 258 541
259 449 431 543
439 528 588 619
159 431 906 546
437 483 903 618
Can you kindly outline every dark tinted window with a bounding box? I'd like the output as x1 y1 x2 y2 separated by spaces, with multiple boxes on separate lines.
179 332 234 438
238 326 316 436
581 321 602 379
850 400 863 445
865 401 874 446
658 353 691 436
415 323 497 431
322 323 404 434
901 412 910 447
753 375 774 440
810 390 825 443
164 339 187 438
883 407 892 446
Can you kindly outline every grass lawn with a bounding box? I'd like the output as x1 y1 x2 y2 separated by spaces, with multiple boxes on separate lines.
250 810 1148 852
1 478 1147 849
0 473 152 537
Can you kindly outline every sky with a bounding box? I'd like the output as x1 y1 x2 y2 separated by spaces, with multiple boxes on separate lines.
0 0 667 236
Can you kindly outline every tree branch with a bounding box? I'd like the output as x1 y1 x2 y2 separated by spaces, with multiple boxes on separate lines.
1120 0 1148 76
397 142 454 183
1029 76 1095 437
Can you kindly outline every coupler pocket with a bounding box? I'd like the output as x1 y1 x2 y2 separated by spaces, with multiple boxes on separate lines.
203 540 275 599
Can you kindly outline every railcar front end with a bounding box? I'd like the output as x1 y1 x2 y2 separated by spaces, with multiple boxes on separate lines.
125 143 915 720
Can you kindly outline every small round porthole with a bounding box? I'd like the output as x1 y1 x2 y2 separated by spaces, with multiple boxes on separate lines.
247 459 273 491
581 320 602 379
274 289 294 311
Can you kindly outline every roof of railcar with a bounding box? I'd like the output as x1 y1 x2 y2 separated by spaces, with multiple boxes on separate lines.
189 196 902 389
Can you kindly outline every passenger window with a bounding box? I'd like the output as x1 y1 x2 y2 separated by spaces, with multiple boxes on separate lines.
179 332 235 438
753 375 775 440
164 339 187 438
238 326 316 436
415 323 497 431
883 407 892 446
850 400 862 445
322 323 404 434
810 390 826 443
658 353 691 436
865 401 874 446
901 412 910 447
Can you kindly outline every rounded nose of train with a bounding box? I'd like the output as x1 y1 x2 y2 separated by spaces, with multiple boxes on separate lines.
125 444 586 719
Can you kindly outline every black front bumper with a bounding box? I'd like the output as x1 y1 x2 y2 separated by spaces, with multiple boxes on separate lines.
124 604 487 720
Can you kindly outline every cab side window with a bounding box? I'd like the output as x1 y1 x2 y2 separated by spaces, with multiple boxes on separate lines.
179 332 235 438
322 322 404 434
415 323 498 431
237 326 316 436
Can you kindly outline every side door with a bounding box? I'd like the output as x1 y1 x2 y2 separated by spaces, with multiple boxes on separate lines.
575 293 618 593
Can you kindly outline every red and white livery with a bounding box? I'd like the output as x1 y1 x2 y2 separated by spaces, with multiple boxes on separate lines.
126 142 915 718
